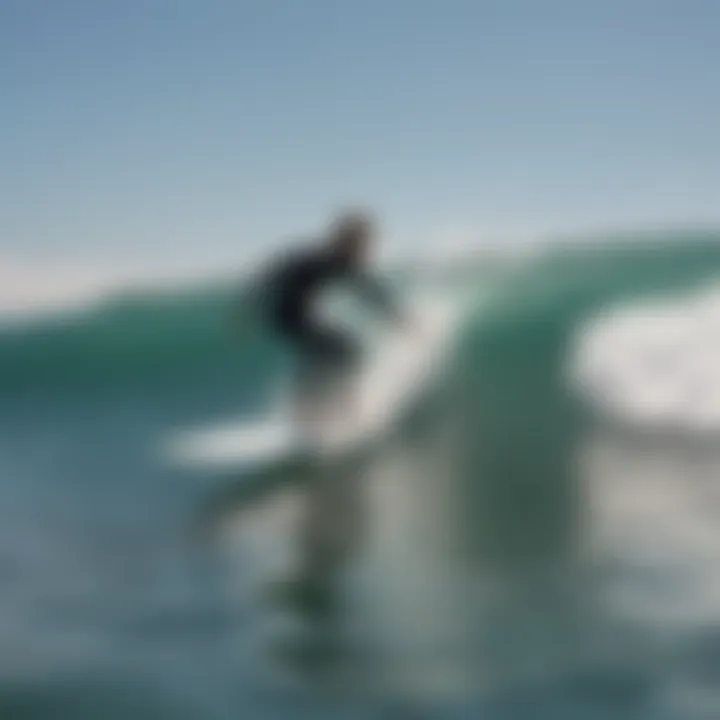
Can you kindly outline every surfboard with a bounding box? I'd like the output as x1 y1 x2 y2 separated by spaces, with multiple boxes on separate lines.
162 292 472 473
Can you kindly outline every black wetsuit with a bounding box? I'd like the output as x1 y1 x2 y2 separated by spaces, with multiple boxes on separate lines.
259 244 398 369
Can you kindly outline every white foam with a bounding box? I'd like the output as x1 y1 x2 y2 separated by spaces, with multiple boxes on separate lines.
570 280 720 433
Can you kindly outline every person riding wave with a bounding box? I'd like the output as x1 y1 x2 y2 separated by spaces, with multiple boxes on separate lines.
252 211 410 380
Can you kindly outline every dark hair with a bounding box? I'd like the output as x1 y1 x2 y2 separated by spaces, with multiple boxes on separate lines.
330 209 374 241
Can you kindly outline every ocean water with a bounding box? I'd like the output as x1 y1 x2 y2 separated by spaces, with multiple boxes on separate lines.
3 232 720 719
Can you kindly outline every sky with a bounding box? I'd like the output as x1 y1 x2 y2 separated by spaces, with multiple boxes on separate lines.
3 0 720 276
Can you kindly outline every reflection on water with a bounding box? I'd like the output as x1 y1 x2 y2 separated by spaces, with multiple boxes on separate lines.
195 367 720 719
199 409 586 706
583 429 720 635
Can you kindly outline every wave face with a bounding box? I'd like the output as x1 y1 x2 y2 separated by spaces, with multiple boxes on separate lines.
0 281 281 396
433 231 720 568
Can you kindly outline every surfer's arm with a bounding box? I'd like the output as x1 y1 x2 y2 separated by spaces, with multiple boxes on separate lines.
353 273 405 325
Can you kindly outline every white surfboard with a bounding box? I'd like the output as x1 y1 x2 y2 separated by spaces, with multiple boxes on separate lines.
162 292 472 472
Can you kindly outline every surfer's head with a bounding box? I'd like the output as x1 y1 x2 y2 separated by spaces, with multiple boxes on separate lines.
328 209 375 265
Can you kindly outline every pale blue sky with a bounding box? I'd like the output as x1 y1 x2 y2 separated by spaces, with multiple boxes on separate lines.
4 0 720 269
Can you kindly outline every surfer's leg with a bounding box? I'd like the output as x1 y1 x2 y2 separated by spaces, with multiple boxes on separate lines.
277 321 325 432
304 325 362 424
295 323 360 386
281 319 362 441
300 323 360 369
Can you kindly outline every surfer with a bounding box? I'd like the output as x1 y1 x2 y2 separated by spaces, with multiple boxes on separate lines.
251 211 410 424
258 210 406 370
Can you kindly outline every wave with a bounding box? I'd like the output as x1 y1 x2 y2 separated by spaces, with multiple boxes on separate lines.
2 231 720 400
0 280 283 395
448 232 720 457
